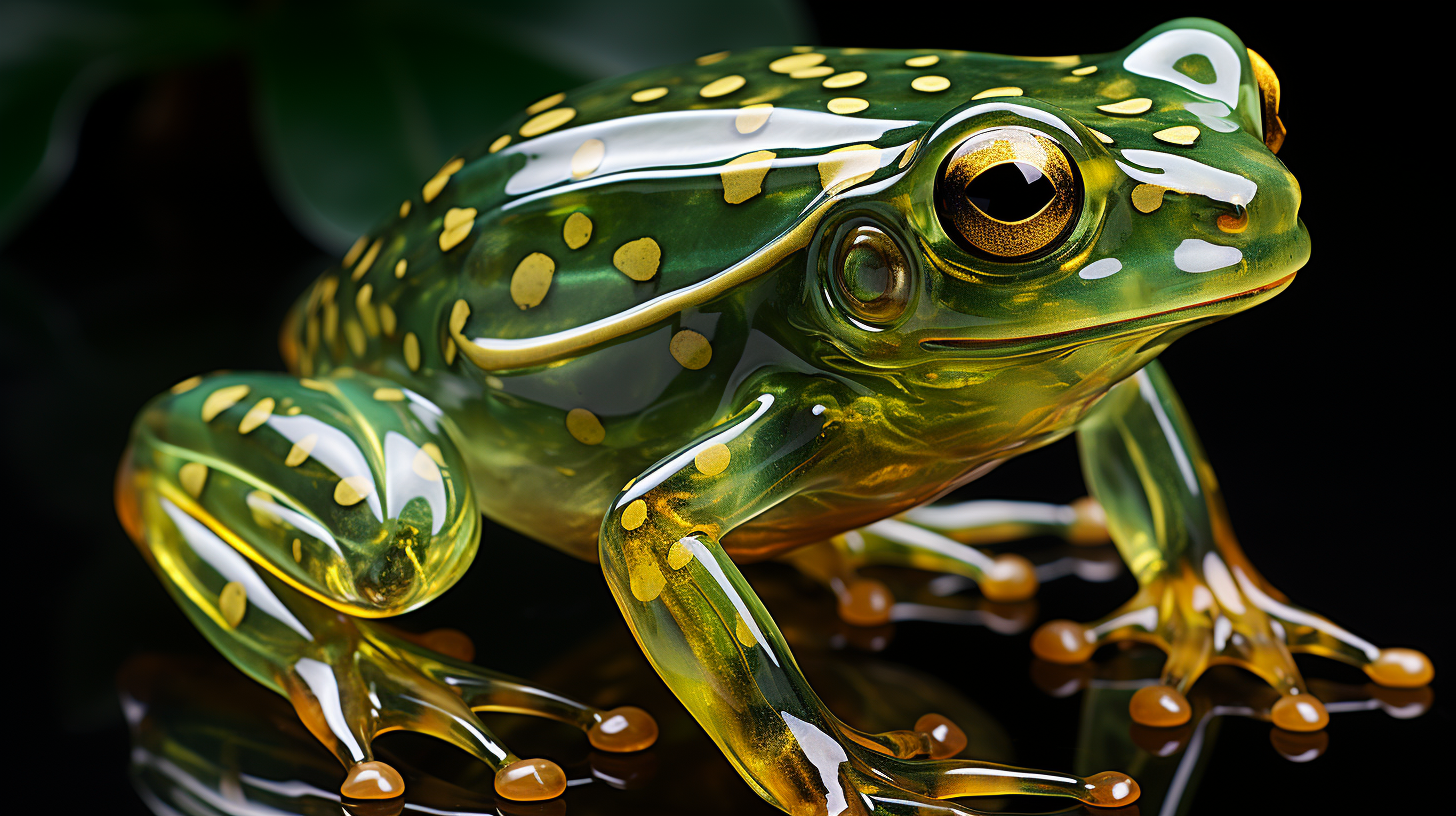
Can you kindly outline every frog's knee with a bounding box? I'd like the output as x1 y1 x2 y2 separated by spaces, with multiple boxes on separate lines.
118 371 479 616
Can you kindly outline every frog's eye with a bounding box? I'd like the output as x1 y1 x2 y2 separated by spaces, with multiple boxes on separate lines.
934 128 1080 260
832 224 912 324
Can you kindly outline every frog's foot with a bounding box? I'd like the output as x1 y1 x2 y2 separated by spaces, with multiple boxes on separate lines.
1031 556 1434 732
288 624 657 801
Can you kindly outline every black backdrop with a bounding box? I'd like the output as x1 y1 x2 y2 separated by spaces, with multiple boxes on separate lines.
4 4 1447 814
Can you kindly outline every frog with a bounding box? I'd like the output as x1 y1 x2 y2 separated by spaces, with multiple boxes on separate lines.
115 16 1435 815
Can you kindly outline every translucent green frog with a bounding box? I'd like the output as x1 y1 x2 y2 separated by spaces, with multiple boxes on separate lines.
117 17 1433 815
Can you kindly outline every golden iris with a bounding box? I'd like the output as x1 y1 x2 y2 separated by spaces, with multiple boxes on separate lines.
935 128 1079 260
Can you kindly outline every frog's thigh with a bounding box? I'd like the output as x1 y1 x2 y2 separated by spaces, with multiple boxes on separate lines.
596 390 1137 812
1034 361 1433 731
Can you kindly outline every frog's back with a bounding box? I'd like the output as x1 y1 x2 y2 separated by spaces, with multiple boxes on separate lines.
279 45 1126 555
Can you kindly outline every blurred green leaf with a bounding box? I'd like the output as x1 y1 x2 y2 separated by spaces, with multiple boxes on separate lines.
0 0 237 241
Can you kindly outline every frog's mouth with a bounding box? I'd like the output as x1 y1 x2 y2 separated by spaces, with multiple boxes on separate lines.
920 272 1297 356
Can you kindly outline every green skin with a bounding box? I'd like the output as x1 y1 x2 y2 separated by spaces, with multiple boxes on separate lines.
120 17 1424 815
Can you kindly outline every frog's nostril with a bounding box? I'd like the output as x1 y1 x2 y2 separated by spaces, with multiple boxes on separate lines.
1217 209 1248 234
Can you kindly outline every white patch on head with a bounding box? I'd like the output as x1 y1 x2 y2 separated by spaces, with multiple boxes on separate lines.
1123 29 1243 107
1079 258 1123 280
1117 149 1257 206
1174 239 1242 273
1184 101 1240 133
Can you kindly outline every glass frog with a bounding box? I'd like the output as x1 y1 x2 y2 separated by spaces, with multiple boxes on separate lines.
116 16 1433 814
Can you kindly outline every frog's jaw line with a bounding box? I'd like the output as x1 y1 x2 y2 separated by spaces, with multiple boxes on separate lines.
452 200 836 373
920 271 1297 356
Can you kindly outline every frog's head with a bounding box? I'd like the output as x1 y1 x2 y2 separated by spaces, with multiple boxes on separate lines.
809 19 1307 385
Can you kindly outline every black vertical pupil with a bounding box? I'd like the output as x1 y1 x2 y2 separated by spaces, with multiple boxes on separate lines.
964 161 1055 222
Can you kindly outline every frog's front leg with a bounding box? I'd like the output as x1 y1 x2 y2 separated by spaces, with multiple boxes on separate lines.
1032 361 1434 731
598 379 1138 814
117 371 656 802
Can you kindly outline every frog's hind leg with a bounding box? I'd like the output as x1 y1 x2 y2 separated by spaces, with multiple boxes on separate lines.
116 370 650 801
1032 362 1434 733
783 498 1108 625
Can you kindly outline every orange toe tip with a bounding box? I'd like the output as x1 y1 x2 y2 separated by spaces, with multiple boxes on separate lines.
981 554 1038 602
1271 694 1329 732
495 758 567 801
1083 771 1139 807
340 760 405 799
1031 619 1095 664
1129 684 1192 728
838 578 894 626
914 712 968 759
1067 497 1111 545
588 706 659 752
1365 648 1434 688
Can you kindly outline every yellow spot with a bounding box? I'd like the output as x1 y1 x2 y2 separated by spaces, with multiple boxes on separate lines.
334 475 374 506
734 614 757 648
911 75 950 93
351 240 381 281
1097 97 1153 115
373 387 405 402
667 539 695 570
292 538 302 561
300 378 328 391
898 140 918 169
343 236 367 267
318 276 338 304
670 329 713 370
792 45 813 53
571 138 605 178
450 299 470 336
694 443 731 476
422 157 464 203
827 97 868 114
695 51 729 65
735 103 773 134
238 397 275 434
622 499 648 530
556 465 575 477
322 302 339 344
178 462 207 497
630 559 666 602
285 434 317 467
789 65 834 79
905 54 939 67
613 238 661 281
1087 127 1114 144
1072 65 1098 76
769 53 825 73
510 252 555 309
378 302 397 336
422 442 445 465
170 375 202 394
394 259 407 278
520 107 576 137
344 320 366 356
412 448 441 481
631 86 668 103
489 134 511 153
356 284 379 336
443 337 457 365
818 144 879 191
971 86 1022 100
285 406 301 415
700 75 745 98
1154 125 1201 146
440 207 478 251
566 408 605 445
398 200 411 217
201 385 250 422
219 582 247 628
563 212 592 249
720 150 775 204
525 92 565 115
403 332 421 371
822 70 866 89
1131 184 1168 213
484 375 504 389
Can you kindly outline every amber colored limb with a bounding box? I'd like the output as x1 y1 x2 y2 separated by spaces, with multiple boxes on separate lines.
1033 361 1433 732
598 382 1137 812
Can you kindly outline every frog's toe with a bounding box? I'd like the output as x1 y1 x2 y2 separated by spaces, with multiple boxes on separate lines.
340 760 405 800
1361 647 1434 688
587 706 659 752
494 758 567 801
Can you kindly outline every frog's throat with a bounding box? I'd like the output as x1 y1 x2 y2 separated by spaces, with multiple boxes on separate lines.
921 271 1297 357
452 199 837 372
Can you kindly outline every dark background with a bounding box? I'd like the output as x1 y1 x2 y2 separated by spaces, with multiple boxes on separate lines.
3 2 1446 813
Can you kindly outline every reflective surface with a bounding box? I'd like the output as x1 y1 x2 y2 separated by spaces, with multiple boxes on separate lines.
104 15 1434 816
